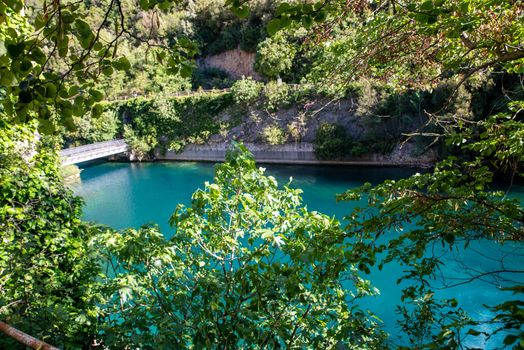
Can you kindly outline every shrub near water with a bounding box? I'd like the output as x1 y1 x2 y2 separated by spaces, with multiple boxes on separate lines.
314 122 350 160
0 123 101 348
262 124 286 145
262 81 290 112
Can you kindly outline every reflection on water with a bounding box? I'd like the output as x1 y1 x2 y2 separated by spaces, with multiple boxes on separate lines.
74 161 524 347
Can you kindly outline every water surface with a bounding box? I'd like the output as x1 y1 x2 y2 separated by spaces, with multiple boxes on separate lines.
74 161 524 347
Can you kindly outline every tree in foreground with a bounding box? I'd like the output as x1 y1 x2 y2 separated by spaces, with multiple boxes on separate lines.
95 143 385 349
0 122 102 348
281 0 524 347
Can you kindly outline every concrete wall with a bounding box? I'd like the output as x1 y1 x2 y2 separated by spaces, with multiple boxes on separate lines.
155 142 436 167
157 143 315 163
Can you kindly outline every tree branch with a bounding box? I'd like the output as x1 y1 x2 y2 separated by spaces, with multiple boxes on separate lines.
0 321 59 350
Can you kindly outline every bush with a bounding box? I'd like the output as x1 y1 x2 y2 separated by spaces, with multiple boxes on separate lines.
239 21 264 52
205 25 241 55
115 92 234 154
123 125 157 161
94 145 386 348
262 125 286 145
287 112 307 143
0 123 102 348
355 83 382 118
314 123 350 160
350 143 368 156
255 33 296 79
90 108 121 141
65 105 121 145
262 81 290 112
231 77 263 104
95 44 192 99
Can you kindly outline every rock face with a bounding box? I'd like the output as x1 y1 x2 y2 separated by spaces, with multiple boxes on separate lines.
213 98 368 144
198 48 262 80
200 96 439 167
120 93 439 167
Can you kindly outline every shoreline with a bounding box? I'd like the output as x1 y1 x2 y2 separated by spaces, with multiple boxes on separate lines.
151 142 436 169
150 155 433 168
100 142 437 169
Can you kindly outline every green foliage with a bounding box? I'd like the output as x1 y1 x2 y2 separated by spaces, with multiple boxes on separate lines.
1 0 524 348
66 106 121 145
313 123 366 160
298 1 524 347
255 32 296 79
95 144 386 348
0 0 196 134
287 111 307 143
263 2 328 36
462 99 524 169
239 19 265 52
396 288 470 348
304 1 524 91
262 124 286 145
189 0 239 56
96 51 193 99
337 153 524 348
0 122 101 348
262 80 290 112
314 123 349 160
206 25 242 56
483 286 524 348
350 77 508 156
123 124 157 161
116 92 234 153
231 77 263 104
189 0 270 56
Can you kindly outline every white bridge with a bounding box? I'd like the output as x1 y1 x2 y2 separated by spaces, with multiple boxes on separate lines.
61 139 128 165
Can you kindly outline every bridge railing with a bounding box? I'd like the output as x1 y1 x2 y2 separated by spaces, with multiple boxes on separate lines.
61 139 127 157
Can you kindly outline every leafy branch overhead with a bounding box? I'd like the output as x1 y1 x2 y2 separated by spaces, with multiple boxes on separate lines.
275 0 524 89
0 0 197 132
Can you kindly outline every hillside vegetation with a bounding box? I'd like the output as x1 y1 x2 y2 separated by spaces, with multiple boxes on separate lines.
67 74 518 164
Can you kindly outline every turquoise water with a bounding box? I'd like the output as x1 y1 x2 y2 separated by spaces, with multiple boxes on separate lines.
74 161 524 347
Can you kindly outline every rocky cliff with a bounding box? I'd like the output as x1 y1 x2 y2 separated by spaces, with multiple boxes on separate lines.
198 48 262 80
